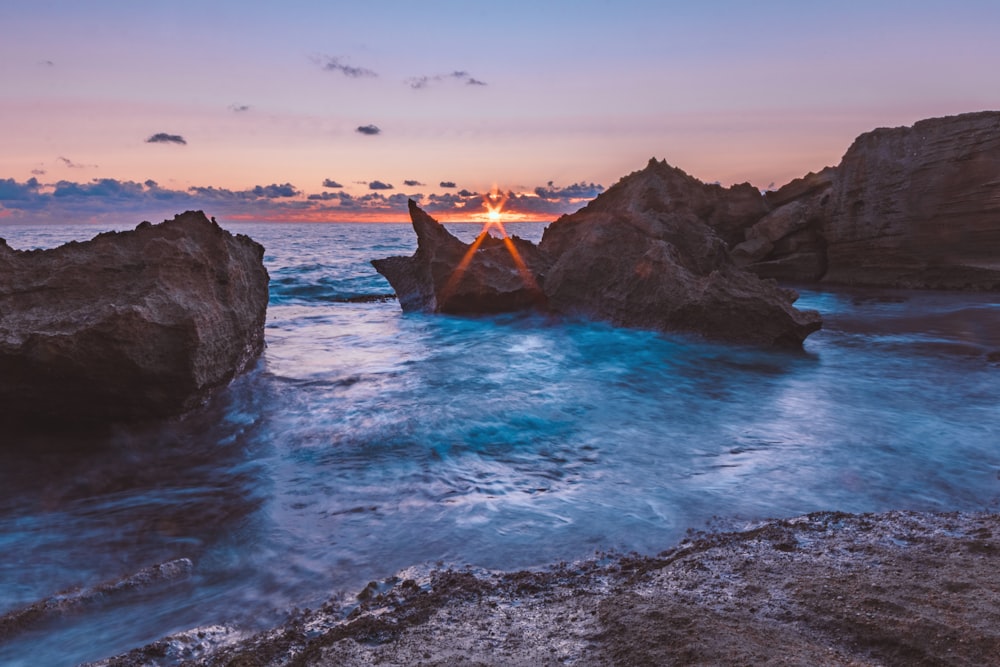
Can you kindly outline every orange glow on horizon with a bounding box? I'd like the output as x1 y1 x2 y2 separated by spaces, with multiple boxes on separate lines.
437 185 541 306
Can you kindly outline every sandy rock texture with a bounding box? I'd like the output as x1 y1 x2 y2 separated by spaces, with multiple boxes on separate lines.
95 511 1000 666
0 211 269 426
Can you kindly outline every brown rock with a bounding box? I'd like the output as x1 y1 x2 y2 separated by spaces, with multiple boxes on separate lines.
538 159 822 346
371 200 548 314
0 211 269 426
821 111 1000 288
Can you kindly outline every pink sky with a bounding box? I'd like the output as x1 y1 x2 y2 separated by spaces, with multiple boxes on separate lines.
2 1 999 224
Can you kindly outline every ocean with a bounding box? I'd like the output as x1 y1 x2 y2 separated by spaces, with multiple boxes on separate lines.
2 220 999 665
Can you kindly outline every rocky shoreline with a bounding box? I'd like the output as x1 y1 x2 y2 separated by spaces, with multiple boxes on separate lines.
92 510 1000 666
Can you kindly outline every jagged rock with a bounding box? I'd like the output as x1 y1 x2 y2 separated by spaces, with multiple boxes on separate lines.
0 211 269 426
374 166 822 347
371 200 548 314
538 159 822 346
741 112 1000 288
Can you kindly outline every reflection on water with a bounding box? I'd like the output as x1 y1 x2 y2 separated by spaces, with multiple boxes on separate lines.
0 223 998 665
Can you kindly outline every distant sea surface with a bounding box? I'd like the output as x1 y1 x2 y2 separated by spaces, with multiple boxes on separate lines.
2 221 999 666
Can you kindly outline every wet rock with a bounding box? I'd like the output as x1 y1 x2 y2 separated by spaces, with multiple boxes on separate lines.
538 159 822 346
372 199 549 314
0 211 269 426
95 511 1000 666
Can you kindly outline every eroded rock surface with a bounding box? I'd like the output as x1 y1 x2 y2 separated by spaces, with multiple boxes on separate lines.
0 211 269 426
736 111 1000 288
93 511 1000 666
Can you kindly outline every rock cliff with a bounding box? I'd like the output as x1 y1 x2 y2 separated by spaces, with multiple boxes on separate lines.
735 111 1000 288
0 211 269 426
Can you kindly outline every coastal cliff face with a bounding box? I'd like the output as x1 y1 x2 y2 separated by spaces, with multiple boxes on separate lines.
735 111 1000 288
0 211 269 426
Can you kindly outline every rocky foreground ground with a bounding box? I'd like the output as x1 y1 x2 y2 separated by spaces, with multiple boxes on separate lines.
95 510 1000 666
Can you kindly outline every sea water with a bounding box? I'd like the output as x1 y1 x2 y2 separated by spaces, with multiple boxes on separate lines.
1 221 998 665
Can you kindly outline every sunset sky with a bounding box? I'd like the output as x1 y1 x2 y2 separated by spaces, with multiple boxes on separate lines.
2 0 999 224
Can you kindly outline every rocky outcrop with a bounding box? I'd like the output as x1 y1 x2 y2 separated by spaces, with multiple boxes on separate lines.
95 511 1000 667
735 111 1000 288
538 159 821 346
0 211 269 426
372 200 548 313
373 172 821 347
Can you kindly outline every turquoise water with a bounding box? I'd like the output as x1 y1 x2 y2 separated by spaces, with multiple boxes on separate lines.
1 221 999 665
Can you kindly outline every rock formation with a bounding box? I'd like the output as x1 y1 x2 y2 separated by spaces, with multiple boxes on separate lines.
538 160 822 346
372 200 549 314
734 111 1000 288
0 211 269 426
373 180 822 347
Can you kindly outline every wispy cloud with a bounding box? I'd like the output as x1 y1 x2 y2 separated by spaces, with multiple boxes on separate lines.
146 133 187 145
404 180 424 187
229 104 250 112
322 179 343 188
356 124 381 136
407 70 487 90
313 54 377 78
58 156 96 169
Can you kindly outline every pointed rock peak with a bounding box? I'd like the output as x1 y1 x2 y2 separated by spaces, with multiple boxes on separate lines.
408 199 467 252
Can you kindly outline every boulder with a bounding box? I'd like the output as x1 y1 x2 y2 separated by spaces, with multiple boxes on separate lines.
0 211 269 426
538 159 822 346
374 165 822 347
371 199 548 314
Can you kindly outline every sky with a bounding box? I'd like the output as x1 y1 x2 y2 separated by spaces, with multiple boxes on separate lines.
2 0 999 224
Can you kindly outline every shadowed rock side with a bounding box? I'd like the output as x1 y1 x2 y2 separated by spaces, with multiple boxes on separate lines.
372 200 548 314
734 111 1000 288
0 211 269 426
92 511 1000 666
374 193 821 346
538 159 822 346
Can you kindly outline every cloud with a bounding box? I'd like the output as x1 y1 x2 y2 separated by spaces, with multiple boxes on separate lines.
457 189 477 197
0 177 41 200
31 169 46 176
58 156 94 169
314 55 377 78
322 179 343 188
404 180 424 187
407 70 488 90
356 124 381 136
40 60 55 67
368 180 394 190
146 133 187 145
251 183 299 198
439 181 457 188
229 104 250 112
534 181 605 200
